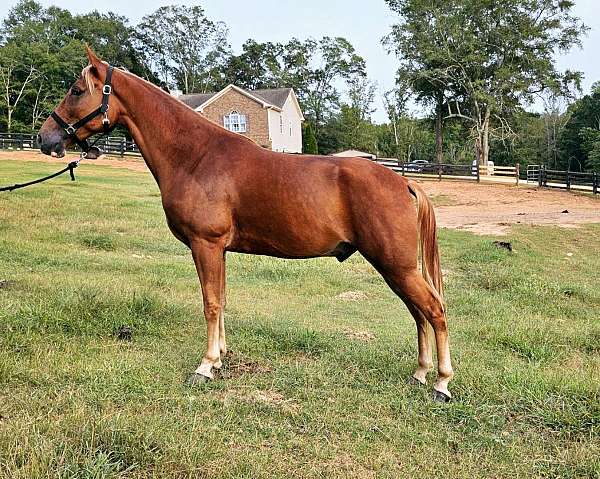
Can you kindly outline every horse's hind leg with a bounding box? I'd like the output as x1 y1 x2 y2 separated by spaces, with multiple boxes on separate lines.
406 303 434 385
383 269 454 400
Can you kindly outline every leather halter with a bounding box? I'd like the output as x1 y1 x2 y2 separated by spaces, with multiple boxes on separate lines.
51 65 114 158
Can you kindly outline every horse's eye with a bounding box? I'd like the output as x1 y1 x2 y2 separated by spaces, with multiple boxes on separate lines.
71 87 83 96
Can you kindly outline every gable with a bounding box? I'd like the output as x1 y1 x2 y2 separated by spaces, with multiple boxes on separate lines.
197 84 279 113
202 88 270 115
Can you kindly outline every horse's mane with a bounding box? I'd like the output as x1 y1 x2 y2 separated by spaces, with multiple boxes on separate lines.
82 65 95 93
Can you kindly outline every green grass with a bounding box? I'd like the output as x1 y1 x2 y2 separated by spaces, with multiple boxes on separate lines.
0 159 599 478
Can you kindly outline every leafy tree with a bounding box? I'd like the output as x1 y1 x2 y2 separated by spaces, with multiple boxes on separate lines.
384 0 586 165
302 121 318 154
578 127 600 172
298 37 366 145
136 5 230 93
0 0 154 132
334 78 378 153
217 40 284 91
560 82 600 171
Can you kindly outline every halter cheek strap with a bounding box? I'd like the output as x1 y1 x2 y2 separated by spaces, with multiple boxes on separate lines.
51 65 114 157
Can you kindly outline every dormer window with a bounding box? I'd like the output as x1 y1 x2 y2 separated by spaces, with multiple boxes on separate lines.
224 111 247 133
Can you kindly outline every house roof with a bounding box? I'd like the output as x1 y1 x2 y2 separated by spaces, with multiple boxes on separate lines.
179 86 295 112
252 88 293 109
179 92 217 109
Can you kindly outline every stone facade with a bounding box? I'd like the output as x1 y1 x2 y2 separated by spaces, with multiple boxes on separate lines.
201 89 272 149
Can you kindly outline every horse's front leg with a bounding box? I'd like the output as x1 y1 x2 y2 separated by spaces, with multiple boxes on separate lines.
186 239 225 385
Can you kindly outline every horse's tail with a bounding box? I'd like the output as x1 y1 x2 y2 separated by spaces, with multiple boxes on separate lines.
407 180 444 305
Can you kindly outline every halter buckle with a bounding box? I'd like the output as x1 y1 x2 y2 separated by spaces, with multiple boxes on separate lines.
102 113 110 126
65 125 76 135
103 85 112 95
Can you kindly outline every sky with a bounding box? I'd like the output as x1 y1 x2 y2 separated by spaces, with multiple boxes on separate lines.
2 0 600 123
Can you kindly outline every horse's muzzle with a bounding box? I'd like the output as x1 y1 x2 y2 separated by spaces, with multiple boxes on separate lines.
38 129 66 158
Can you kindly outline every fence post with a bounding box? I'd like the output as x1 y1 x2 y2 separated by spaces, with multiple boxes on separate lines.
120 138 125 157
476 163 480 183
20 133 24 150
566 169 570 191
594 172 598 195
543 166 548 187
401 163 405 176
515 163 520 186
438 164 442 181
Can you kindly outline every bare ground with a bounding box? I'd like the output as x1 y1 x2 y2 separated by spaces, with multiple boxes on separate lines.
419 179 600 235
2 150 599 235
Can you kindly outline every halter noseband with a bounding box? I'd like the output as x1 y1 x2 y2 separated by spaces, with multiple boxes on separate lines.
51 65 114 158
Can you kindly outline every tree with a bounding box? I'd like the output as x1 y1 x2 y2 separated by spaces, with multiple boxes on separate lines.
302 121 318 154
383 1 455 164
334 78 378 153
0 0 154 131
136 5 230 93
217 40 284 91
384 0 587 165
298 37 366 144
578 127 600 172
560 82 600 171
0 44 40 131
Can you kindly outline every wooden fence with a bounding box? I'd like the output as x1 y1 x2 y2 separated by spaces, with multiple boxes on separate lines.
0 132 141 157
528 165 599 194
479 164 520 185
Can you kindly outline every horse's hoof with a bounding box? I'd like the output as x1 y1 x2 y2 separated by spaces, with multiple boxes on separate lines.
186 373 210 386
408 376 426 386
432 389 452 403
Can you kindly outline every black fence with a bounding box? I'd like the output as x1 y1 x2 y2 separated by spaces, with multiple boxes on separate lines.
0 132 141 157
529 165 599 195
374 159 479 181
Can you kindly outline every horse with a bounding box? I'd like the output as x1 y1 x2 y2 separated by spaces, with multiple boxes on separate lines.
37 47 454 401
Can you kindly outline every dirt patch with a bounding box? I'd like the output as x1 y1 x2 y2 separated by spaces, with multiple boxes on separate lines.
342 328 376 342
217 388 300 413
338 291 368 301
218 355 273 379
418 180 600 236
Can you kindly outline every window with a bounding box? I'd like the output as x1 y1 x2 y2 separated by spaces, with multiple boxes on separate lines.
224 111 247 133
280 115 284 134
289 120 293 137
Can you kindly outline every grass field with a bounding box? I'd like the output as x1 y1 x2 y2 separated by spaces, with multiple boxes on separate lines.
0 159 599 478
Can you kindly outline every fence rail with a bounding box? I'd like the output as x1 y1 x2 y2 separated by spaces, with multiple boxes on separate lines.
0 132 141 157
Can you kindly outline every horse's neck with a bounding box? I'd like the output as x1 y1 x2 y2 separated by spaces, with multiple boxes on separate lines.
115 71 215 185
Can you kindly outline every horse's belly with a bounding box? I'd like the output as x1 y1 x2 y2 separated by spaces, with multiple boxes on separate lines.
228 222 348 259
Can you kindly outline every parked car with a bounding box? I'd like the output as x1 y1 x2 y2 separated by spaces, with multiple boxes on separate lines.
404 159 430 172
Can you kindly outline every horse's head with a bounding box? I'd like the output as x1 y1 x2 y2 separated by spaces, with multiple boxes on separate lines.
38 46 120 159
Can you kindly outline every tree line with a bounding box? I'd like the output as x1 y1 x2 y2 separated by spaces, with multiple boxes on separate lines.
0 0 598 171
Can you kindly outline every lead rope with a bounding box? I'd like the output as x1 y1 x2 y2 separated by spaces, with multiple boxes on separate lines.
0 160 80 193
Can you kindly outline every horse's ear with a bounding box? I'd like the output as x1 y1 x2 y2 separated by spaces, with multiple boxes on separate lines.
85 45 103 72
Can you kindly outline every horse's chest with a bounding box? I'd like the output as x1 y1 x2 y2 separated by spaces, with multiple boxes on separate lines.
162 194 232 246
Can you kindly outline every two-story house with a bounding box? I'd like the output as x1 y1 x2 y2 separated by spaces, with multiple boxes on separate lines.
177 85 304 153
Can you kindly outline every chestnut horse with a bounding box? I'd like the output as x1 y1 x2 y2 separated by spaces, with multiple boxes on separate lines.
38 47 454 401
